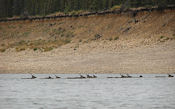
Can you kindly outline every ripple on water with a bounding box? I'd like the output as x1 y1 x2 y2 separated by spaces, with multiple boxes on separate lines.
0 74 175 109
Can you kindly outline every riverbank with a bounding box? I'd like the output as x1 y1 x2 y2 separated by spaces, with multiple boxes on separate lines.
0 40 175 74
0 8 175 74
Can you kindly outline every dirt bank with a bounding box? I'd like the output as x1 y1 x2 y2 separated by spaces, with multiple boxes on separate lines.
0 9 175 74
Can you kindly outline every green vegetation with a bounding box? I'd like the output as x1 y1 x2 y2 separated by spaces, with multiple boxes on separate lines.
19 25 22 29
1 0 174 18
109 37 113 41
111 5 121 11
63 39 71 44
22 32 30 37
114 36 119 40
159 36 170 42
33 48 38 51
84 40 89 43
51 27 74 39
8 25 16 29
93 34 102 40
0 38 72 52
7 31 19 39
15 40 26 46
106 36 119 41
16 47 25 52
160 36 169 40
42 47 53 52
0 48 6 52
160 36 165 39
173 34 175 39
69 10 84 15
79 39 82 42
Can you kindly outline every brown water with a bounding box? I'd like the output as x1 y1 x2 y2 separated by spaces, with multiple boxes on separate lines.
0 74 175 109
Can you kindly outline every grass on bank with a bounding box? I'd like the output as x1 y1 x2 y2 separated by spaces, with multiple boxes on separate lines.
108 36 119 41
0 38 72 52
158 35 172 42
173 34 175 39
111 5 121 11
0 48 6 52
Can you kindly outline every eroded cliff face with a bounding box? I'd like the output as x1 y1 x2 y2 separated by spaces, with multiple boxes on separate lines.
0 9 175 52
0 9 175 74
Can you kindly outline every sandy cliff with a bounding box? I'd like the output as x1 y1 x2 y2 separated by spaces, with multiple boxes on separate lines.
0 9 175 74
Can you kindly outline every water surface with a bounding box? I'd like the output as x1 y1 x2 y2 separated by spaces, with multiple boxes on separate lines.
0 74 175 109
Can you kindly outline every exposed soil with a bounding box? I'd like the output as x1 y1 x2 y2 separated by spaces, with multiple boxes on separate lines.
0 9 175 74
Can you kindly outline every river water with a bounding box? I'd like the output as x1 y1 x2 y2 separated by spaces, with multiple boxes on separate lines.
0 74 175 109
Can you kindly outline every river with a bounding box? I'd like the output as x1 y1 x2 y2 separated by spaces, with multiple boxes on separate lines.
0 74 175 109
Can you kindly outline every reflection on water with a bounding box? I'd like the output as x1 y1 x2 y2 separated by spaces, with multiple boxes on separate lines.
0 74 175 109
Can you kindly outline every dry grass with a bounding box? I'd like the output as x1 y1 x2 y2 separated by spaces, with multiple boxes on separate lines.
0 39 71 52
69 10 85 15
16 47 26 52
111 5 121 11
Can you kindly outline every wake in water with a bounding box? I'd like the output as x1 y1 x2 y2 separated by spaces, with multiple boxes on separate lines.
21 74 174 79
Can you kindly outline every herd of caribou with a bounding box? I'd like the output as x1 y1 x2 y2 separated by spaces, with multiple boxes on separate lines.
22 74 174 79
